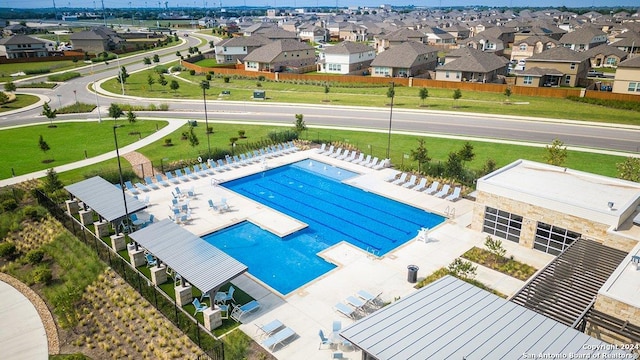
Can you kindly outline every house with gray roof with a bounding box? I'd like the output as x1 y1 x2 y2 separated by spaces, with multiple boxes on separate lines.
243 39 315 73
0 35 48 59
254 28 298 41
435 47 509 83
559 26 607 52
319 41 375 75
422 27 456 47
373 28 426 53
582 44 628 68
612 56 640 94
298 25 327 43
242 22 277 36
370 41 438 78
610 33 640 57
214 35 271 64
510 35 560 62
340 275 632 360
514 46 589 87
69 26 123 54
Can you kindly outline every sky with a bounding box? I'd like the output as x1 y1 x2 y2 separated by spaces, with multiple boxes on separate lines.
7 0 639 9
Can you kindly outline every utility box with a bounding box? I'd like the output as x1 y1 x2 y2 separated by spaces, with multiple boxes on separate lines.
188 120 198 126
253 90 265 100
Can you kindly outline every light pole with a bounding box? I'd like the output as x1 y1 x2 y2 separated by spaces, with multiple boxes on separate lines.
113 125 131 235
386 81 395 159
115 53 125 95
200 80 211 157
93 81 102 123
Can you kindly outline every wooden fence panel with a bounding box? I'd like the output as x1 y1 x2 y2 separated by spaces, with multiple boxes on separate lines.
584 91 640 102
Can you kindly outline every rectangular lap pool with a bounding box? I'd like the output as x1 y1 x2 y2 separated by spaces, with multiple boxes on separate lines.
202 159 445 295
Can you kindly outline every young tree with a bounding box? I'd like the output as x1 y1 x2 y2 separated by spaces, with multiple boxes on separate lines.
294 113 307 134
158 74 168 88
188 126 199 148
504 87 512 102
386 83 395 105
452 88 462 107
153 54 160 63
143 57 151 66
170 80 180 93
147 74 155 90
43 168 64 194
117 66 129 84
479 158 497 176
418 87 429 107
41 102 57 127
484 235 506 260
445 151 464 179
544 138 568 166
38 135 51 161
0 92 9 107
324 83 330 101
457 142 475 163
447 258 477 280
4 81 16 92
410 138 431 173
616 157 640 182
108 103 124 121
175 51 181 57
126 109 137 124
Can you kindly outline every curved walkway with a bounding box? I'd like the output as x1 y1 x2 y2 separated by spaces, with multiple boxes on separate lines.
0 273 57 359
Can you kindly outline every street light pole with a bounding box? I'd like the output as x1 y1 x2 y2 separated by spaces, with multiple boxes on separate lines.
115 54 125 95
113 125 131 235
93 81 102 123
200 80 211 157
386 81 395 159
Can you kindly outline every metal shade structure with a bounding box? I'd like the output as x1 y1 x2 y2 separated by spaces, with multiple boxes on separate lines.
340 276 630 359
65 176 147 222
129 219 248 295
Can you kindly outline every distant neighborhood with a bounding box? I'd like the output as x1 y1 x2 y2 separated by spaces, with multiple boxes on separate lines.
1 6 640 95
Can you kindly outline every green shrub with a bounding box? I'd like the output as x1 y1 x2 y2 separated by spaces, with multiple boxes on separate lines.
223 76 230 83
24 68 50 75
56 102 96 114
268 130 298 143
567 96 640 112
32 266 52 284
258 75 266 81
189 69 196 75
22 205 47 221
205 74 212 81
1 199 18 212
15 82 57 89
158 103 169 111
48 72 81 82
25 249 45 264
0 242 17 258
154 66 168 74
171 65 182 72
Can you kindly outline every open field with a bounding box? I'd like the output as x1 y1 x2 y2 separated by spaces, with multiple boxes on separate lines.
0 60 86 82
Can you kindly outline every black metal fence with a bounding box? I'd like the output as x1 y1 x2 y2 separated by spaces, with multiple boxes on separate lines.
35 190 224 360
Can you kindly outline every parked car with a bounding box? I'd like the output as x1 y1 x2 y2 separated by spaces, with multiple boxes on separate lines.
588 70 604 78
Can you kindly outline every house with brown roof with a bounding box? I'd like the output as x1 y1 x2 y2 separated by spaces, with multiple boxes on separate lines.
69 27 123 54
461 26 516 55
373 28 426 53
510 35 559 62
318 41 375 75
559 26 607 52
435 47 509 83
214 35 270 64
611 56 640 95
0 35 48 59
298 25 328 43
582 44 628 68
610 33 640 57
370 41 438 78
514 47 589 87
243 39 315 73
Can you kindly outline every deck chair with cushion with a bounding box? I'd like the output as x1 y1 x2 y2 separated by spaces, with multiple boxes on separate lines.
135 182 150 192
435 184 451 198
262 327 297 352
184 167 199 180
124 181 140 195
230 300 261 322
334 302 356 319
145 253 157 267
192 298 209 316
165 172 180 184
154 174 169 187
175 169 189 182
144 176 160 190
256 319 285 338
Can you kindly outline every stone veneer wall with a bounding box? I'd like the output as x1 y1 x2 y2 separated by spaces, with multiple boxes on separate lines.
588 294 640 349
471 191 638 253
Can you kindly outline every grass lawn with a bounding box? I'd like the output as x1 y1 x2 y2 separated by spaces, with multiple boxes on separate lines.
0 94 39 113
0 120 168 179
0 60 86 82
102 66 640 125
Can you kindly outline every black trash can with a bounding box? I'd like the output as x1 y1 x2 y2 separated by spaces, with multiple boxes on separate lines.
189 120 198 126
407 265 419 283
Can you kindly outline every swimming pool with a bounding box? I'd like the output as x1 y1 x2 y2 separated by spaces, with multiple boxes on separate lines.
203 159 445 294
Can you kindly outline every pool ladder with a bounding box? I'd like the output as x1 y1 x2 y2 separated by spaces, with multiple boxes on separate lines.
366 246 381 259
445 206 456 218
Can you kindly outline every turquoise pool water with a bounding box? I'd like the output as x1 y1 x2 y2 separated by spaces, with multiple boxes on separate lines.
202 159 445 294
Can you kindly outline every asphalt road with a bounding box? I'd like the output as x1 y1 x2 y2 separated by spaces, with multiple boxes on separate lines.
1 30 639 155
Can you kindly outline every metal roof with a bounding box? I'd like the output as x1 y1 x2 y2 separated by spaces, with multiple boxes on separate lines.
64 176 147 222
511 238 628 327
129 219 247 294
340 275 630 360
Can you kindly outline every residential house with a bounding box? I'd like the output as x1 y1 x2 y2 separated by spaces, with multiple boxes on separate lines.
198 16 216 28
559 26 607 52
582 44 628 68
610 33 640 57
514 47 589 87
374 28 426 53
443 24 471 40
513 66 565 87
435 47 509 83
0 35 48 59
298 25 327 43
319 41 375 75
338 23 368 42
422 27 456 47
2 23 32 35
370 41 438 78
256 28 298 41
462 26 516 55
514 25 566 43
243 22 276 36
510 35 559 62
243 39 315 73
214 35 270 64
69 27 123 54
611 56 640 94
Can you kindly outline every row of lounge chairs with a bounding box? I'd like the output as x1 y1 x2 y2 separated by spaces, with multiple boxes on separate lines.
122 142 299 192
316 144 389 170
387 172 462 202
334 290 382 320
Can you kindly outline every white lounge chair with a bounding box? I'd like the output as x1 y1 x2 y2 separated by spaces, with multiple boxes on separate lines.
337 150 351 160
435 184 451 198
322 145 335 156
345 151 357 162
316 143 327 153
445 187 462 201
402 175 418 188
413 178 428 191
351 153 364 163
391 173 408 185
330 148 343 158
384 171 400 182
365 157 379 168
373 158 389 170
356 154 371 165
424 181 440 195
262 327 297 352
357 290 383 308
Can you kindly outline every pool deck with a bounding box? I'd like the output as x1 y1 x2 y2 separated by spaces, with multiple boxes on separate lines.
135 148 555 359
